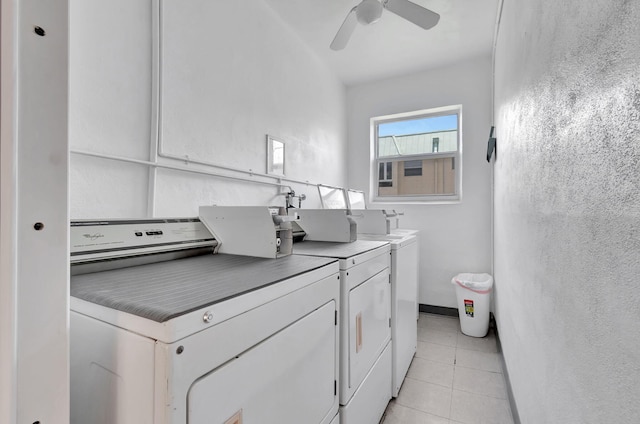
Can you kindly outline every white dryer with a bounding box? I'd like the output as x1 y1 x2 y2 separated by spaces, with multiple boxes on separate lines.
292 240 392 424
70 218 341 424
357 231 418 397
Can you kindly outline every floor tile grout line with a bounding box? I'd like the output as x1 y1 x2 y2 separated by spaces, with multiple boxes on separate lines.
450 345 499 353
413 357 456 366
450 385 510 401
403 375 455 392
419 321 460 326
420 335 499 352
446 383 454 422
455 346 501 355
417 339 458 346
416 339 458 348
389 400 452 422
449 347 457 420
419 328 460 336
418 323 459 328
414 313 514 424
411 356 456 366
405 363 455 389
413 356 455 365
454 363 504 374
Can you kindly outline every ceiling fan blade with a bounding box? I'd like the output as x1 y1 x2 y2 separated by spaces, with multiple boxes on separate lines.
330 7 358 51
384 0 440 30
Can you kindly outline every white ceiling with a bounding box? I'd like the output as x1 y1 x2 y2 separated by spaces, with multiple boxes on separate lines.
264 0 500 86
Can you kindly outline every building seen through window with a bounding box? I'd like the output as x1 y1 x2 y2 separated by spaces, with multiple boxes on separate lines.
372 107 461 201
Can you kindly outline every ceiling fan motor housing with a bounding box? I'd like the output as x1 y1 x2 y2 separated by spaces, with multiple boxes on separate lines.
356 0 383 25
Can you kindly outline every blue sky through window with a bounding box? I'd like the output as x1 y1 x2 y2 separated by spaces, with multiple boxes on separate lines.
378 114 457 137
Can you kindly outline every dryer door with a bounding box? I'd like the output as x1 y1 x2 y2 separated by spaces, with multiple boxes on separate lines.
348 269 391 390
187 301 337 424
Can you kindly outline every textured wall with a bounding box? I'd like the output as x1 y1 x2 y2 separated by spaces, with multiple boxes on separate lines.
494 0 640 422
69 0 346 218
347 55 493 307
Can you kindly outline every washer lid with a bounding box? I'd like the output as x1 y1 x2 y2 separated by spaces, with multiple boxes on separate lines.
292 239 389 259
71 254 336 323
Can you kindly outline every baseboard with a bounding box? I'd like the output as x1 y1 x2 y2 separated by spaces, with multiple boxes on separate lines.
418 304 459 317
492 314 521 424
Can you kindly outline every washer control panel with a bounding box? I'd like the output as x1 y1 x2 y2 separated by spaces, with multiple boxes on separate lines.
70 218 215 263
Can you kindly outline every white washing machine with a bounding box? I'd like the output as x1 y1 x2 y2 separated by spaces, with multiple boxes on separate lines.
70 218 341 424
292 240 392 424
357 231 418 397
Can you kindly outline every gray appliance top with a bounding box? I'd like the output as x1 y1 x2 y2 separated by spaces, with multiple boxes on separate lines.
356 232 417 248
71 254 336 323
292 239 389 259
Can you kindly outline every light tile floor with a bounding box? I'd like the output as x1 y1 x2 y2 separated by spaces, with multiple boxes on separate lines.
380 313 515 424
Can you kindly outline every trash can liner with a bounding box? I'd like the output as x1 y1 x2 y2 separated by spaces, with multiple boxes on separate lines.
450 273 493 294
452 278 491 294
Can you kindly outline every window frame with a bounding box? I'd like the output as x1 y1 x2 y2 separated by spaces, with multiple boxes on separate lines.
370 105 462 204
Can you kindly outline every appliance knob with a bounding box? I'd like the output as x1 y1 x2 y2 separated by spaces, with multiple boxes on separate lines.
203 311 213 323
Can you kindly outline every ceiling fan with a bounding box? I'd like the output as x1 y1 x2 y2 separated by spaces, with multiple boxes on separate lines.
330 0 440 50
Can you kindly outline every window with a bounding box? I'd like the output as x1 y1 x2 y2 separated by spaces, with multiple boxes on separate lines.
372 105 461 202
378 161 393 187
403 160 423 177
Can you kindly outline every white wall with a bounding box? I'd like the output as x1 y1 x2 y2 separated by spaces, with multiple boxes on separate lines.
347 55 493 307
494 0 640 422
69 0 347 219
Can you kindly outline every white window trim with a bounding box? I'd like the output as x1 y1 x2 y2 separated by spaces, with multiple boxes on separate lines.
370 105 463 204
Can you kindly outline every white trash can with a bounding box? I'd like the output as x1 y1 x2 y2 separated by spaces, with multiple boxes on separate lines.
451 273 493 337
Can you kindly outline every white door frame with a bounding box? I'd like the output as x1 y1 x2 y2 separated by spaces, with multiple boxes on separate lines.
1 0 69 423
